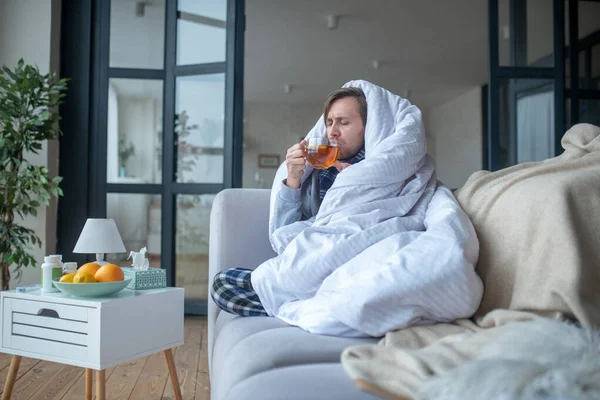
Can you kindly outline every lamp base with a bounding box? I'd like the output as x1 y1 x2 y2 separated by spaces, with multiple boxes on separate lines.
95 253 109 266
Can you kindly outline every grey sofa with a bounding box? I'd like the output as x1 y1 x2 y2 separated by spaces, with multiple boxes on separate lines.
208 189 380 400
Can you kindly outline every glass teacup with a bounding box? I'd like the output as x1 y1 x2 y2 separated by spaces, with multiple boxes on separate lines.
304 137 339 169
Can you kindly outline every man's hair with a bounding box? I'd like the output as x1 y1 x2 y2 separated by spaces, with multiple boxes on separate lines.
323 87 367 126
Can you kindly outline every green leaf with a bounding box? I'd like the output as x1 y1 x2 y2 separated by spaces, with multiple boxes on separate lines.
2 253 13 264
2 66 18 81
1 59 67 273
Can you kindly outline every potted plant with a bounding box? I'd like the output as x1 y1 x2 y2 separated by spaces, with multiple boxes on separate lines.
0 59 67 290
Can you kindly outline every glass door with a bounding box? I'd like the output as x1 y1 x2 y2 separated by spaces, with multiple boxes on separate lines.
171 3 227 310
488 0 600 170
102 0 244 315
170 1 245 314
487 0 565 171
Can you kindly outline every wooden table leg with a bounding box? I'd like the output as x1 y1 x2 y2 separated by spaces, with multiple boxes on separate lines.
1 355 22 400
164 349 182 400
96 369 106 400
85 368 93 400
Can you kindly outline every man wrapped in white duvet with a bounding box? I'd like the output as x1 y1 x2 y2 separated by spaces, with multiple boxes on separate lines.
211 80 483 337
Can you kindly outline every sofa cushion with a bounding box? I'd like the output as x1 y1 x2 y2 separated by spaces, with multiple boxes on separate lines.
213 311 289 350
212 312 377 400
225 363 381 400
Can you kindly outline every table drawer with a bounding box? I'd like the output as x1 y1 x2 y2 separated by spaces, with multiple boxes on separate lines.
9 298 88 322
2 298 93 363
12 312 87 334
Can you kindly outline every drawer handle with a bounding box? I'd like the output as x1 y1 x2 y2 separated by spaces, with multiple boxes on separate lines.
37 309 60 318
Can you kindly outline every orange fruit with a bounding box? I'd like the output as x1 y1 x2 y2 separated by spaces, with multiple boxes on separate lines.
78 262 101 276
73 271 96 283
94 263 124 282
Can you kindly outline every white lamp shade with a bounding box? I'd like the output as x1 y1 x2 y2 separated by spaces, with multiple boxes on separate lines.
73 218 126 254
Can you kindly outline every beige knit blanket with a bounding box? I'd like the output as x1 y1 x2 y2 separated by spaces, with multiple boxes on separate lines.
341 123 600 400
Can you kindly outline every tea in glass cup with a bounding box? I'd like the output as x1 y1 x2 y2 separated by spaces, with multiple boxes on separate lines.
305 137 339 169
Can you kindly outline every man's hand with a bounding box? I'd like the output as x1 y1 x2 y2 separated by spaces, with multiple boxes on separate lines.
285 140 307 189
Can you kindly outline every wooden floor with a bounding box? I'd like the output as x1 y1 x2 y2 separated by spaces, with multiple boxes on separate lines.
0 317 209 400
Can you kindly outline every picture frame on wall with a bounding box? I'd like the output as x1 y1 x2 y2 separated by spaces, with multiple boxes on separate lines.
258 154 281 168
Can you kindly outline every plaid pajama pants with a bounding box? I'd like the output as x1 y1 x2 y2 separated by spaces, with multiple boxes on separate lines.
210 268 268 316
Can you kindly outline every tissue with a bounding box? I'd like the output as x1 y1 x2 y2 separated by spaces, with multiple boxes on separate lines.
128 247 150 270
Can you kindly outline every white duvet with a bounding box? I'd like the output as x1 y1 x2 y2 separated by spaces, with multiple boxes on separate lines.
251 80 483 337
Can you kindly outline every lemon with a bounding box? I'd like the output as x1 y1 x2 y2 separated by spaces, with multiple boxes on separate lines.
73 271 96 283
59 273 75 283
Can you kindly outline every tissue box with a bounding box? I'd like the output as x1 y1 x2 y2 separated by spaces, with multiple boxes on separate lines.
122 267 167 290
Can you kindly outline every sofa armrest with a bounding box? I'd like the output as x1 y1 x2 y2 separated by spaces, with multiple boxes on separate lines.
208 188 276 371
208 188 276 276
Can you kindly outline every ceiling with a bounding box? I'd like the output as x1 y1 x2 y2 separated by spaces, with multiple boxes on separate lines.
244 0 490 109
109 1 600 110
244 0 600 109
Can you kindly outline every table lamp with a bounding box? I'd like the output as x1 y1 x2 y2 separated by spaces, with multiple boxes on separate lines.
73 218 126 265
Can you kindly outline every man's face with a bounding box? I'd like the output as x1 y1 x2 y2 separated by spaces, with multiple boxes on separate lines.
325 97 365 159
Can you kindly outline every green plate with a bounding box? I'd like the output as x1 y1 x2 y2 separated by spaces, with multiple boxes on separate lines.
52 278 132 297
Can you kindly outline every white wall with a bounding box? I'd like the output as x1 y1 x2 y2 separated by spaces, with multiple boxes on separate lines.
0 0 61 287
425 88 483 189
242 102 322 188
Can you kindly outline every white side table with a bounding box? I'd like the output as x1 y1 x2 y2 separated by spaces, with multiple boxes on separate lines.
0 287 184 400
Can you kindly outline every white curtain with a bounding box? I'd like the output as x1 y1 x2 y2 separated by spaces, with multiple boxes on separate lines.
517 90 554 163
